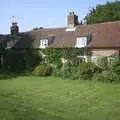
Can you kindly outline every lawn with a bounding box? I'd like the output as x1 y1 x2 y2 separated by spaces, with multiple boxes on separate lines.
0 76 120 120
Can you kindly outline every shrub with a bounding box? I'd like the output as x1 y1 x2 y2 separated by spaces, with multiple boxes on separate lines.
73 62 102 80
70 67 78 80
33 64 53 76
52 68 61 77
97 57 109 70
53 62 102 80
52 60 72 79
55 60 63 69
61 66 72 79
110 57 120 75
93 70 120 83
70 62 101 80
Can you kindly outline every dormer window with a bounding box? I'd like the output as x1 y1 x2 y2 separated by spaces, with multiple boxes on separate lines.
75 33 92 48
39 39 48 49
75 37 87 48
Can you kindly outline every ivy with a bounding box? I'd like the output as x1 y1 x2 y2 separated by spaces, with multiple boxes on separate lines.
41 48 89 65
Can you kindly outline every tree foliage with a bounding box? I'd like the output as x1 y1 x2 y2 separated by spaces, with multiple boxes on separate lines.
0 50 42 73
84 1 120 24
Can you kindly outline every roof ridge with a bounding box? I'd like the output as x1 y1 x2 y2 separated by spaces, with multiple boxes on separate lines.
43 27 66 29
77 20 120 28
32 27 66 32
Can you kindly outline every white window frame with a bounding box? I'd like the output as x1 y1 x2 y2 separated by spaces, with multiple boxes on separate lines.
75 37 87 48
39 39 48 49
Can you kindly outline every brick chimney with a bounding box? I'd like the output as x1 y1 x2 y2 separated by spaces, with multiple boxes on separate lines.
10 16 19 35
67 12 78 27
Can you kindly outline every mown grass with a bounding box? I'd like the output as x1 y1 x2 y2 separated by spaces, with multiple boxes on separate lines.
0 76 120 120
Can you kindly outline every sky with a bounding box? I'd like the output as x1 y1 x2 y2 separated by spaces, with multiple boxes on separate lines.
0 0 114 34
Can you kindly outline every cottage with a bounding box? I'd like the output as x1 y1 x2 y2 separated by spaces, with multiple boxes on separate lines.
0 12 120 60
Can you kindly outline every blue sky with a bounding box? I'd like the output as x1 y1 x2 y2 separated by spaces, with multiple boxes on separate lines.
0 0 114 34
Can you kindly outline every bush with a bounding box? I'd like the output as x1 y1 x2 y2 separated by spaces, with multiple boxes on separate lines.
93 70 120 83
53 62 102 80
110 57 120 75
33 64 53 76
97 57 109 70
73 62 102 80
70 67 78 80
52 60 72 79
55 60 63 69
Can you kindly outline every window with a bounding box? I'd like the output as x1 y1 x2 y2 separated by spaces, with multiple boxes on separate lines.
75 37 87 48
39 39 48 49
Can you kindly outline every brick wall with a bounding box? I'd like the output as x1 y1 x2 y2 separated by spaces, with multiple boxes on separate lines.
92 49 120 56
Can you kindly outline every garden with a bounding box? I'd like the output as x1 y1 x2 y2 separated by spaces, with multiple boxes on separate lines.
0 48 120 82
0 48 120 120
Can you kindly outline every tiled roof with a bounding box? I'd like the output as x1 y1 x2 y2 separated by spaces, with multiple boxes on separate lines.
29 27 76 48
0 21 120 49
76 21 120 48
29 21 120 48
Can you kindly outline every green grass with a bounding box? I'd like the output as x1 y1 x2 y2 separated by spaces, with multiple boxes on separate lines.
0 76 120 120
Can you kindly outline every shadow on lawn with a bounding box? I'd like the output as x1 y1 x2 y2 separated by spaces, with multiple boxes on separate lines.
0 73 20 80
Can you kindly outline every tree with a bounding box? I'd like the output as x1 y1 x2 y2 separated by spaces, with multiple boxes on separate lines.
0 50 42 73
84 1 120 24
